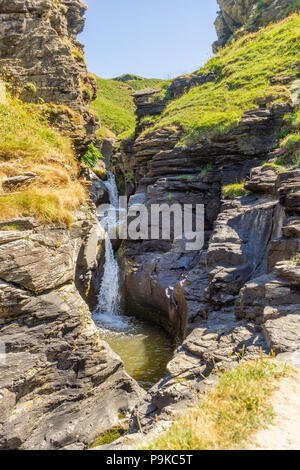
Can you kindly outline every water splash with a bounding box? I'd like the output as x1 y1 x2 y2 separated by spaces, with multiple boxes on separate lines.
104 170 119 208
94 171 129 330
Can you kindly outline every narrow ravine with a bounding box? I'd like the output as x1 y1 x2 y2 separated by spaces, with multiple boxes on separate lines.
93 172 174 390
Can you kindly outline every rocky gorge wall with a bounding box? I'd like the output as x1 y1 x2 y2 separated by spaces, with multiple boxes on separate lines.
0 203 144 450
213 0 299 51
0 0 299 450
108 16 300 429
0 0 145 450
0 0 98 151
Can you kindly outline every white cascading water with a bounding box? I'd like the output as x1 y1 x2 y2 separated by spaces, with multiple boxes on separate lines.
93 171 174 389
93 171 129 330
104 170 119 208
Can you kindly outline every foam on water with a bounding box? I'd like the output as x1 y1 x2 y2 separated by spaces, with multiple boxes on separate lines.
93 171 174 389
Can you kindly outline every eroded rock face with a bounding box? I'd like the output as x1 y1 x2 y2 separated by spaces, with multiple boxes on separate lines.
0 0 97 148
0 214 143 450
114 64 300 433
213 0 297 52
119 97 289 340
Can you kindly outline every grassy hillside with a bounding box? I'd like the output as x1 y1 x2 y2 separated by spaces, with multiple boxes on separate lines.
91 74 166 140
143 14 300 144
113 74 164 91
0 90 86 225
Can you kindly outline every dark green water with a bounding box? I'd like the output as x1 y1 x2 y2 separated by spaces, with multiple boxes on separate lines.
94 315 174 390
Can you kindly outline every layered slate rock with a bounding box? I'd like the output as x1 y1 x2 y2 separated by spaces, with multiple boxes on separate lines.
0 0 97 149
114 58 300 434
213 0 297 52
0 214 143 450
129 309 268 433
118 96 289 339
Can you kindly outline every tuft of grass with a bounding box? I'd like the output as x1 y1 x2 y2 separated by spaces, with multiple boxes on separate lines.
0 224 21 231
261 162 286 174
142 15 300 143
90 424 129 448
200 165 213 177
24 82 37 94
178 174 194 180
0 184 86 227
143 359 290 450
288 252 300 265
222 181 249 199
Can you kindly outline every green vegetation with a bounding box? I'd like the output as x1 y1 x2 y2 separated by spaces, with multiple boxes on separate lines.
178 175 194 180
113 74 164 91
0 91 74 163
82 143 103 169
222 182 249 199
93 168 107 181
289 252 300 265
263 109 300 170
261 162 286 174
24 82 37 94
91 75 136 139
0 224 21 231
200 165 213 177
142 15 300 143
91 74 167 140
0 89 86 225
143 358 290 450
286 0 300 15
90 424 129 448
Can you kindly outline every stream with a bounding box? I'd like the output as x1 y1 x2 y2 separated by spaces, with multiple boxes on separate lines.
93 172 173 390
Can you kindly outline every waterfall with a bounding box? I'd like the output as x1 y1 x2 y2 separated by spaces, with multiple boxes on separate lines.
104 170 119 208
94 170 129 330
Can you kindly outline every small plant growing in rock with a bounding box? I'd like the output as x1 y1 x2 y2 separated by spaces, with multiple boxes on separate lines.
125 170 134 183
289 253 300 265
82 143 103 169
24 82 37 94
222 181 249 199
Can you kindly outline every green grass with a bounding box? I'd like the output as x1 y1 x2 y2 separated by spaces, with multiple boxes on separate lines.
143 359 290 450
91 74 167 139
90 424 129 448
91 75 137 139
142 15 300 143
0 88 87 225
113 74 164 91
0 91 74 163
0 224 21 231
222 182 249 199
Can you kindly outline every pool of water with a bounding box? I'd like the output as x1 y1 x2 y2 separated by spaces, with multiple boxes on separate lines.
93 313 174 390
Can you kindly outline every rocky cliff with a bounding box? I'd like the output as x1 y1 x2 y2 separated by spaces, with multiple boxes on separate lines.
0 0 144 450
107 14 300 430
0 0 98 150
0 211 143 450
213 0 299 51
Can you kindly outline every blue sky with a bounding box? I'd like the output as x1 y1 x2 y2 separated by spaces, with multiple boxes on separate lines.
79 1 219 79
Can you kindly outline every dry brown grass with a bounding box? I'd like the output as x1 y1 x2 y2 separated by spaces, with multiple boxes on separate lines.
0 89 87 225
143 358 290 450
